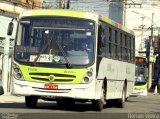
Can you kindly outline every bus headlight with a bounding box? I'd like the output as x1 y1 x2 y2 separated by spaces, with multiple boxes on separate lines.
87 71 93 77
81 77 91 83
81 68 94 83
83 77 90 83
16 73 22 79
13 67 24 80
14 68 20 73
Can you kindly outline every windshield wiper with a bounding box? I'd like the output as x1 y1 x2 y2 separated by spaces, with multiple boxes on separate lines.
31 39 51 66
56 41 72 68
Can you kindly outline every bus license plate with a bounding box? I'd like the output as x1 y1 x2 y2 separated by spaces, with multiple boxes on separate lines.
44 84 58 90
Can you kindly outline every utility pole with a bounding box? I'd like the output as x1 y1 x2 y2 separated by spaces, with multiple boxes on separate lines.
2 32 10 94
140 16 145 50
2 18 15 94
132 11 155 90
148 13 154 90
123 0 127 26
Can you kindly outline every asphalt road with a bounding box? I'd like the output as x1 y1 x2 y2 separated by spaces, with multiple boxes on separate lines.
0 93 159 119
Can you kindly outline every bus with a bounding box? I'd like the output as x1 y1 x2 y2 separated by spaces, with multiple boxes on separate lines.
9 9 135 111
132 56 148 96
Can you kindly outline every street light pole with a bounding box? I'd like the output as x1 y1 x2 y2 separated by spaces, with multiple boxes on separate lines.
140 16 145 50
2 36 10 93
148 13 154 90
123 0 127 26
132 11 154 90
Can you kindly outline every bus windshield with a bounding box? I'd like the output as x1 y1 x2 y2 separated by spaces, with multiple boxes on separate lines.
135 57 147 83
15 17 95 67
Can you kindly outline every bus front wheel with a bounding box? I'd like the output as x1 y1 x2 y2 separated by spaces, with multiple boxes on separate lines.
25 96 38 108
92 83 105 111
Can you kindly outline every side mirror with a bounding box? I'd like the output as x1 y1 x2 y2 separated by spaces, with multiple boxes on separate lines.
7 21 14 36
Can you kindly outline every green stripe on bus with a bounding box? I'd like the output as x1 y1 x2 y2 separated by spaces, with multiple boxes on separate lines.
31 9 86 18
19 64 87 84
134 84 147 90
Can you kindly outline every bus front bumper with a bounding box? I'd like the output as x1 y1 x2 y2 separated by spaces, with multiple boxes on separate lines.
11 79 97 100
131 88 147 96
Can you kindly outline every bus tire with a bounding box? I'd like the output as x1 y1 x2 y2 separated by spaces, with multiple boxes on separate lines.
125 97 128 101
25 96 38 108
92 83 105 111
158 78 160 93
117 85 126 108
92 99 103 111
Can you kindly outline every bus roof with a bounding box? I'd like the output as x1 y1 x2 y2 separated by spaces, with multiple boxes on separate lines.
19 9 99 21
19 9 134 35
99 15 135 35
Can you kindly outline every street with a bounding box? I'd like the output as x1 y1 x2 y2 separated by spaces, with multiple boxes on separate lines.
0 93 159 119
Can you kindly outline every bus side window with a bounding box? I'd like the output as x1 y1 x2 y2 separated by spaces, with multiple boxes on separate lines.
98 24 106 56
101 27 106 56
98 26 102 55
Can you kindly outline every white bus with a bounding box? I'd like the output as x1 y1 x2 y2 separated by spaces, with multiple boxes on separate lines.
8 9 135 111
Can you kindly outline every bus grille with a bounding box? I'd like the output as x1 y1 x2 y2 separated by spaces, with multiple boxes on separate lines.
29 73 76 82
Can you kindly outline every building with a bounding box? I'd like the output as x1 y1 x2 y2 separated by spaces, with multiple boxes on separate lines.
0 0 41 36
0 0 41 92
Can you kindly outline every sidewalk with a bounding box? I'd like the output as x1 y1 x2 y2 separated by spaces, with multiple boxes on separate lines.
0 93 25 103
0 93 46 103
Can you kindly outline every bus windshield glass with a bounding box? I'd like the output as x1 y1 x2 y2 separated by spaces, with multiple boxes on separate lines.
15 17 95 67
135 57 147 83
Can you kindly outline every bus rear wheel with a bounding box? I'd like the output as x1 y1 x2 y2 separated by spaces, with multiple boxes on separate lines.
117 86 126 108
25 96 38 108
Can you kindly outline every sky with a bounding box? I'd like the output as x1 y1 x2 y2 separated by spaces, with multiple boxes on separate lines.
42 0 110 16
0 0 110 38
